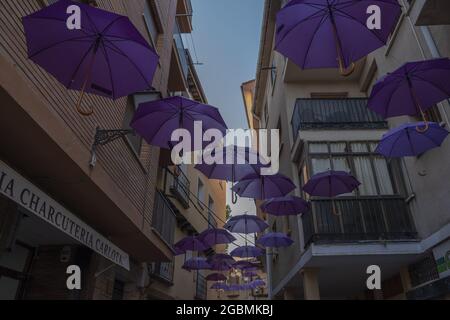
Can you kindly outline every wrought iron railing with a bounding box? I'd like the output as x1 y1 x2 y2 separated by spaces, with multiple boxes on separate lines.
149 262 174 284
195 272 207 300
168 167 191 208
291 98 387 141
152 191 177 246
301 197 417 247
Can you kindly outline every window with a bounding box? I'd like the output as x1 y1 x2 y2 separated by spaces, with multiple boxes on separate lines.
308 141 398 197
143 1 161 49
197 179 204 204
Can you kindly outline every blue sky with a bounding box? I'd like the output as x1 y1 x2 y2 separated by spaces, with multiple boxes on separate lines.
184 0 264 130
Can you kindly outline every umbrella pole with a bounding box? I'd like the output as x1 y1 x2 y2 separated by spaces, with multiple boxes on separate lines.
332 199 341 216
330 14 355 77
232 168 238 204
411 87 429 133
75 47 98 117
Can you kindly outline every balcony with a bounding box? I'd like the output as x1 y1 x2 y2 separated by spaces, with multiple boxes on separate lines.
168 22 190 92
291 98 387 141
149 262 174 285
195 272 207 300
301 197 417 247
152 191 177 246
168 167 191 209
176 0 193 33
415 0 450 26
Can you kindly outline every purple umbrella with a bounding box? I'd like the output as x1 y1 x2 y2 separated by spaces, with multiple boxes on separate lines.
131 96 228 150
230 246 264 258
206 273 227 282
368 58 450 131
252 279 266 288
376 122 449 158
243 271 258 278
303 170 360 198
23 0 159 116
227 284 241 292
173 236 208 255
232 173 296 200
198 228 236 247
211 282 229 290
276 0 401 76
208 254 235 264
209 260 233 272
224 214 269 234
182 258 212 271
232 261 258 270
257 233 294 248
261 195 311 216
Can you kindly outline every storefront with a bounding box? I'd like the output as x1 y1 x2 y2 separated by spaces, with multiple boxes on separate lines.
0 159 131 299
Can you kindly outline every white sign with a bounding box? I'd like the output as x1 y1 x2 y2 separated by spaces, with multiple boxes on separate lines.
0 160 130 270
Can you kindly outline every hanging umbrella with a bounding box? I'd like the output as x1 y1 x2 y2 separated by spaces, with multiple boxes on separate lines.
232 173 296 200
131 96 228 150
23 0 159 116
251 279 266 288
230 246 264 258
303 170 360 198
209 260 233 272
368 58 450 131
182 258 212 271
232 261 259 270
227 284 241 292
206 273 227 282
173 236 208 255
260 195 311 216
275 0 401 76
257 233 294 248
198 228 236 247
224 214 269 234
207 254 235 264
376 122 449 158
211 282 229 290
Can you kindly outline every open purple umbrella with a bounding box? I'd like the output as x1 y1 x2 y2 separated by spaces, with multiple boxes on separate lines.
368 58 450 131
227 284 241 292
131 96 228 150
232 173 296 200
303 170 360 198
182 258 212 271
206 273 227 282
261 195 311 216
209 260 232 272
232 261 258 270
276 0 401 76
198 228 236 247
173 236 208 255
224 214 269 234
211 282 229 290
23 0 159 116
376 122 449 158
207 253 235 264
230 246 264 258
252 279 266 288
257 233 294 248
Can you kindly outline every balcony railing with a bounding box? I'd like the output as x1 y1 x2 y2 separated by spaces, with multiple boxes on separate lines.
291 98 387 141
152 191 177 246
149 262 174 285
301 197 417 247
173 21 190 82
168 167 190 208
195 272 207 300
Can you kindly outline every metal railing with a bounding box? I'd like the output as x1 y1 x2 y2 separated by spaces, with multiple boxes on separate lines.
196 272 207 300
301 197 417 247
152 191 177 246
168 167 191 208
173 21 190 81
291 98 387 141
149 262 175 284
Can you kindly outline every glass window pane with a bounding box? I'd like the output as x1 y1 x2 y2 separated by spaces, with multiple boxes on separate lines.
373 157 394 195
144 3 158 46
353 156 378 195
309 143 328 154
330 143 346 153
311 158 331 175
332 157 354 196
351 143 369 153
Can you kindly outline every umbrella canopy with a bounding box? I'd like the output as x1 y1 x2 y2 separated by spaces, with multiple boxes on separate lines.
182 258 212 271
23 0 159 115
198 228 236 247
207 253 235 264
227 284 241 292
368 58 450 123
261 195 311 216
257 233 294 248
232 173 296 200
224 214 269 234
232 261 259 270
252 279 266 287
376 122 449 158
211 282 229 290
173 236 208 254
275 0 401 75
209 260 233 272
206 273 227 282
303 170 360 197
195 145 267 182
230 246 264 258
131 96 228 150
